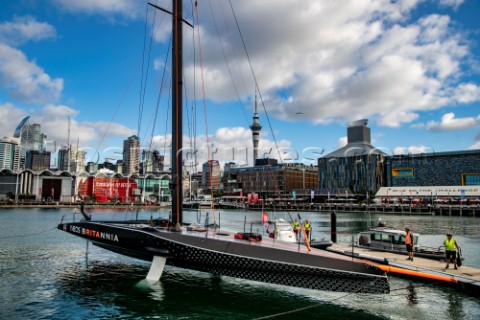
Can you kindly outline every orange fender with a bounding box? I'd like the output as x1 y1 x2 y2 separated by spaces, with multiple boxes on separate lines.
367 262 458 284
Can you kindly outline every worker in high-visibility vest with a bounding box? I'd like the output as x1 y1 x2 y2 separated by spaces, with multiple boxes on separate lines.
444 232 460 269
405 227 414 261
304 219 312 242
292 219 300 236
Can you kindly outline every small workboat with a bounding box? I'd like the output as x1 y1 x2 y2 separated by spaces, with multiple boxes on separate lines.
357 227 447 260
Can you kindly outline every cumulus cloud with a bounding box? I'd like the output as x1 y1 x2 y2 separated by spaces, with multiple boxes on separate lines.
174 0 479 129
149 126 293 170
393 145 432 155
0 103 135 156
470 133 480 150
0 44 63 104
336 136 348 149
0 16 56 46
0 102 28 136
426 112 478 131
439 0 464 9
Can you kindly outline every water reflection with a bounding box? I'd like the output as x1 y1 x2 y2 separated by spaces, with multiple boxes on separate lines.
135 279 165 301
405 283 418 306
447 290 465 320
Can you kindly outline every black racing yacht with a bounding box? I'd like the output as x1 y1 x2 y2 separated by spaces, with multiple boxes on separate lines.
58 0 389 294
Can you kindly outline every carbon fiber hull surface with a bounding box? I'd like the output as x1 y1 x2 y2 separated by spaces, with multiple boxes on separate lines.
58 221 389 294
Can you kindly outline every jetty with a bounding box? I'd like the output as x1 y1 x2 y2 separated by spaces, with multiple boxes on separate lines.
327 243 480 297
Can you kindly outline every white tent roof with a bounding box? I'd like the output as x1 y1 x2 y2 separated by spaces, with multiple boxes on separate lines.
375 186 480 197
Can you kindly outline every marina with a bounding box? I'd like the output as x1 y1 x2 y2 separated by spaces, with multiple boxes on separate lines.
1 207 480 319
1 1 480 319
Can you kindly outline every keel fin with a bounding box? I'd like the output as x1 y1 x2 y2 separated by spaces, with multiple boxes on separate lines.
146 256 167 281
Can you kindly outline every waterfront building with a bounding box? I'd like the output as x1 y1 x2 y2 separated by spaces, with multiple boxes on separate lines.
122 135 140 175
0 137 20 171
0 169 74 202
376 150 480 203
235 162 318 199
385 150 480 187
222 162 242 194
318 119 386 198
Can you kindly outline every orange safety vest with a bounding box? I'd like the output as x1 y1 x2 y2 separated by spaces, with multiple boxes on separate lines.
405 231 413 245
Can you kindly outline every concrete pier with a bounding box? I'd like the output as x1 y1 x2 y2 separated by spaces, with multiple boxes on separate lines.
327 243 480 297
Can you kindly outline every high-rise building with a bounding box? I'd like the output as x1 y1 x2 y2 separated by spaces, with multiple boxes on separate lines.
122 135 140 175
25 150 51 171
57 146 70 171
0 137 20 171
13 116 47 169
202 160 221 191
142 150 164 174
68 144 86 173
250 93 262 166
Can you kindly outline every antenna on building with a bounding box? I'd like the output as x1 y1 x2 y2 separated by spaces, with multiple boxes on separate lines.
67 112 71 147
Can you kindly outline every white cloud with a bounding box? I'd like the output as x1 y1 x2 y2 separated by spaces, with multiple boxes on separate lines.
0 103 135 156
426 112 478 131
393 145 431 155
51 0 143 19
336 136 348 149
470 133 480 150
173 0 479 128
0 102 28 136
439 0 464 9
454 83 480 103
0 16 56 46
149 126 293 170
0 44 63 104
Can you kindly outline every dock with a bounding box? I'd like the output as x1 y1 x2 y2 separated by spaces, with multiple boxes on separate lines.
326 243 480 297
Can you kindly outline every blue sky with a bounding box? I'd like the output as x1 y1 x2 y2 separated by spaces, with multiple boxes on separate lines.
0 0 479 170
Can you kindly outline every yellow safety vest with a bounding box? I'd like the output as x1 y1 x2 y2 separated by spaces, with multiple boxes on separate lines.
444 237 456 251
293 221 299 230
304 222 311 232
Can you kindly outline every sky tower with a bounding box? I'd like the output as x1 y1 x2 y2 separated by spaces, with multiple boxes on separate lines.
250 92 262 166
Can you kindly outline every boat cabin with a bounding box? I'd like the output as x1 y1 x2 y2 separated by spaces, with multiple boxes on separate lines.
358 227 419 251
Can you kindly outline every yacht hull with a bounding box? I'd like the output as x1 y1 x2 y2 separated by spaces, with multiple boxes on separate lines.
58 221 389 294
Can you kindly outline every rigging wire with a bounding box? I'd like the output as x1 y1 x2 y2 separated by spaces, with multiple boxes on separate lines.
151 34 172 153
194 0 217 222
0 226 57 240
228 0 283 163
137 5 154 137
208 0 250 126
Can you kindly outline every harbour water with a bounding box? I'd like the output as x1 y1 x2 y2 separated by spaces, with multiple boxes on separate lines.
1 208 479 319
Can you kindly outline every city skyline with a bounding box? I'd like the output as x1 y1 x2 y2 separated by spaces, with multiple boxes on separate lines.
1 0 480 169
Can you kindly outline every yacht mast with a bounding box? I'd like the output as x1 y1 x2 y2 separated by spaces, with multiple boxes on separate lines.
171 0 183 226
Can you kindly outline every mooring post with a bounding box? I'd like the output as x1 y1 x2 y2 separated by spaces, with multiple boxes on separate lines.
331 211 337 243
